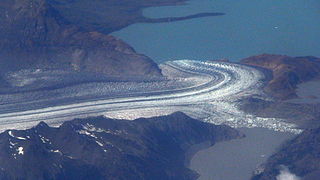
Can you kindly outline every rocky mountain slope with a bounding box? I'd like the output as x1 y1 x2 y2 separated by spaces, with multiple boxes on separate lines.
241 54 320 100
0 112 242 180
252 126 320 180
239 54 320 129
0 0 162 79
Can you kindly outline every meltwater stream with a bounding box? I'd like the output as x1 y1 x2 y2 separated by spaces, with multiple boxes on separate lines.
0 60 299 133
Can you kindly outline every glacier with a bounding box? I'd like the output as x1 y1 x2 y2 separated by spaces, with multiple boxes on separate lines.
0 60 301 133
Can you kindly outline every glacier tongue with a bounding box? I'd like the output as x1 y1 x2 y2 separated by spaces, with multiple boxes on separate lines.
0 60 300 133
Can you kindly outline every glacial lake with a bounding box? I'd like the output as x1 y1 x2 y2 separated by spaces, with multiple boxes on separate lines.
189 128 295 180
112 0 320 63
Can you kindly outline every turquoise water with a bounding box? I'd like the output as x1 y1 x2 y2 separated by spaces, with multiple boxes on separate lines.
112 0 320 63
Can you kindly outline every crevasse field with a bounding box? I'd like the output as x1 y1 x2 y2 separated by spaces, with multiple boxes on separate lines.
0 60 299 133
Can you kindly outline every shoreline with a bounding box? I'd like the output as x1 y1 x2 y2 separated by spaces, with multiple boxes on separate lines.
141 12 225 23
188 128 296 180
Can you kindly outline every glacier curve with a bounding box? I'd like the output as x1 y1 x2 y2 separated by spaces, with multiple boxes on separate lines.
0 60 300 133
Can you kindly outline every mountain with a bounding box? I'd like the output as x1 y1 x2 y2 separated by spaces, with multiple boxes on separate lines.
0 0 162 79
239 54 320 129
252 126 320 180
0 112 242 180
241 54 320 100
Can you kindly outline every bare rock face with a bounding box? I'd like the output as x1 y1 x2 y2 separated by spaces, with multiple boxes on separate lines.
0 0 162 78
241 54 320 100
0 112 242 180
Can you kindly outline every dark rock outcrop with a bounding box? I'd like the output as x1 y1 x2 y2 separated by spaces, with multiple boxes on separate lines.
0 0 162 78
241 54 320 100
0 112 242 180
252 126 320 180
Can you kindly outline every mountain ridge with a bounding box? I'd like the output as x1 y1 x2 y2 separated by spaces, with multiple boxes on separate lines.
0 112 242 180
252 125 320 180
241 54 320 100
0 0 162 79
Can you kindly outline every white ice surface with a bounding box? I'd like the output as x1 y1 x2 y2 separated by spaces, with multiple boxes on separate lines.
0 60 300 133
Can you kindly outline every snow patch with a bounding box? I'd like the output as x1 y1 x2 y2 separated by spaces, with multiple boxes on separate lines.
8 131 27 140
39 134 51 144
17 147 24 155
82 123 127 135
16 136 27 140
77 129 97 138
50 149 62 155
95 141 104 147
82 123 104 133
8 131 14 137
9 141 17 149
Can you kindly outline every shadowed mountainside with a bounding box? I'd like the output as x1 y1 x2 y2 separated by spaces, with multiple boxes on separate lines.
251 126 320 180
0 112 242 180
0 0 224 81
0 0 162 78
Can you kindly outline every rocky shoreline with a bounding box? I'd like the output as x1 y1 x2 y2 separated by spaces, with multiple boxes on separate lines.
251 126 320 180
